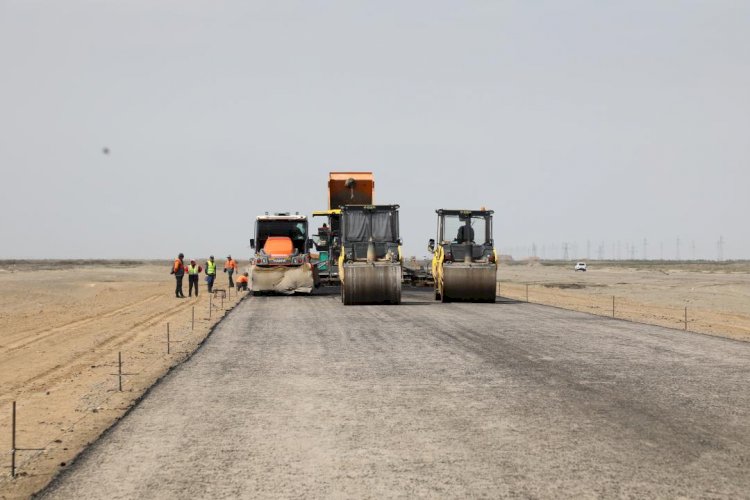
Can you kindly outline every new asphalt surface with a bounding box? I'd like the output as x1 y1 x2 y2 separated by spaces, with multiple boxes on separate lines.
41 288 750 498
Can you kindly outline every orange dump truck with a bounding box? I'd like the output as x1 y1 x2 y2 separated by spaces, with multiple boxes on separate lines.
249 213 315 295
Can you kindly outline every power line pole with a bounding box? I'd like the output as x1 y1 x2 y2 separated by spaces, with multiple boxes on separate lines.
642 238 648 260
717 236 724 261
676 237 681 261
563 242 569 261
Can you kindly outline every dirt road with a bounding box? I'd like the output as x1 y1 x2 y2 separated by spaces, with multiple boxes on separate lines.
41 289 750 498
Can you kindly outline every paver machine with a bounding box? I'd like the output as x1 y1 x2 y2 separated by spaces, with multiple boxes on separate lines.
339 204 402 305
312 172 375 284
429 209 497 302
249 213 315 295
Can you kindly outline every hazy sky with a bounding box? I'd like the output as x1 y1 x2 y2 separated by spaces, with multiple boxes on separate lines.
1 1 748 260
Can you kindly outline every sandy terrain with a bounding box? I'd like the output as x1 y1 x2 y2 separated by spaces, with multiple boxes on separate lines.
498 261 750 341
0 261 245 499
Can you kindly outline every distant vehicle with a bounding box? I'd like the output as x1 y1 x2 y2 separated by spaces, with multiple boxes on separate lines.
574 262 587 272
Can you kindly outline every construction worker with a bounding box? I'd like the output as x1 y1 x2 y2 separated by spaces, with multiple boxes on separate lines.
170 253 186 298
187 259 202 297
456 219 474 243
236 272 249 291
224 254 237 288
318 223 330 246
205 255 217 293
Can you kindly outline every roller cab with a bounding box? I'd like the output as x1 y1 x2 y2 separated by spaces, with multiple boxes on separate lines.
338 205 402 305
429 209 497 303
250 213 315 295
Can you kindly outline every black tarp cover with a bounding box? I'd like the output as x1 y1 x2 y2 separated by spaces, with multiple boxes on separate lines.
344 210 399 242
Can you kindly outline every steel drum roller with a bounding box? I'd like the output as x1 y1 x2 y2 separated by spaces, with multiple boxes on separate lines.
442 264 496 302
342 262 402 305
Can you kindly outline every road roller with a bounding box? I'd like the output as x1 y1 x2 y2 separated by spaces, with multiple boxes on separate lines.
429 209 497 302
249 213 316 295
338 204 402 305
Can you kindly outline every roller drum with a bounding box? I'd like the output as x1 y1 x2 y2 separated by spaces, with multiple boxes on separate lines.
342 262 402 305
441 264 496 302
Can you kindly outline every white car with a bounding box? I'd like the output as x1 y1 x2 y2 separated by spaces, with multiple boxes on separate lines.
574 262 587 272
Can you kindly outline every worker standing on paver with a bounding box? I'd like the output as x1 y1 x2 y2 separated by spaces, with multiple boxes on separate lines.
205 255 217 293
187 259 203 297
224 254 237 289
171 253 186 298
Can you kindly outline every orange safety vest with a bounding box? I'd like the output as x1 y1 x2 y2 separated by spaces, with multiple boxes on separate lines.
173 258 183 273
225 259 237 270
237 275 249 284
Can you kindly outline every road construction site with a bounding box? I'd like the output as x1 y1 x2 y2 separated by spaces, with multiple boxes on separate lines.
39 287 750 498
2 260 750 497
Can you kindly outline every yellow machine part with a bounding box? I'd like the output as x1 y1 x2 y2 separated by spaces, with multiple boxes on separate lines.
250 264 314 295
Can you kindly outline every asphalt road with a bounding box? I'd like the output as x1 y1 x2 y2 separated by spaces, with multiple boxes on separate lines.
41 288 750 498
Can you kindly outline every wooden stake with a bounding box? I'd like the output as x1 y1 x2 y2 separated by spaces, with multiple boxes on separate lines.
10 401 16 477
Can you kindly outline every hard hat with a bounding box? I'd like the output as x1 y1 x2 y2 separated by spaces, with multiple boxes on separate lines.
190 258 196 263
210 255 214 259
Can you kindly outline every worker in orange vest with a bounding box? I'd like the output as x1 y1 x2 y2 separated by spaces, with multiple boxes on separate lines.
170 253 186 298
187 259 203 297
236 272 249 291
224 255 237 288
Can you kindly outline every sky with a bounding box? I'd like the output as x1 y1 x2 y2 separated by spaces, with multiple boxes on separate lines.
1 0 748 260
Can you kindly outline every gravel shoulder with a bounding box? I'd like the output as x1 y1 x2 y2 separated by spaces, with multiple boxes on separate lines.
40 288 750 499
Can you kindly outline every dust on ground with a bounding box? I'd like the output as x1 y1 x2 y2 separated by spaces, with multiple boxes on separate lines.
0 260 245 499
498 261 750 341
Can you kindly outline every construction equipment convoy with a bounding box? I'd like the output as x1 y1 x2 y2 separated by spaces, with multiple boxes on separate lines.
339 204 402 305
429 209 497 302
249 213 315 295
247 173 497 304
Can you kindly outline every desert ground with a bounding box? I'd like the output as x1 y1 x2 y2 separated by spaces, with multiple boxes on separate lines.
0 261 245 499
498 261 750 341
1 260 749 498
